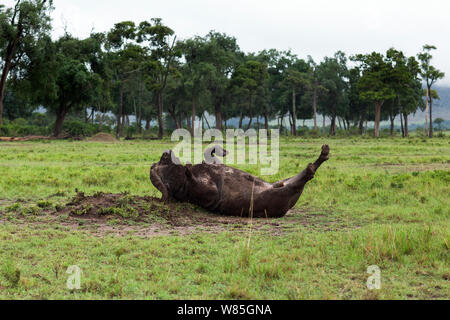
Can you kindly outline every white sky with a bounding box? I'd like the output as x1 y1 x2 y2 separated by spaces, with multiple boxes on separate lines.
4 0 450 85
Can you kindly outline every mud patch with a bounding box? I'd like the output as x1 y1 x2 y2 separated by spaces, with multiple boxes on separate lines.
53 192 267 236
1 192 351 237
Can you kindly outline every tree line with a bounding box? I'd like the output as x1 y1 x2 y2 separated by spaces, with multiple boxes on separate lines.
0 0 446 139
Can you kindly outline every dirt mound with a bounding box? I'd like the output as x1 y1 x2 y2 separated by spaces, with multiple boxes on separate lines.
62 192 170 222
87 133 117 142
59 191 239 228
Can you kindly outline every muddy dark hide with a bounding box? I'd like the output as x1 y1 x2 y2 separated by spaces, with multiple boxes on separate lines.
150 145 330 218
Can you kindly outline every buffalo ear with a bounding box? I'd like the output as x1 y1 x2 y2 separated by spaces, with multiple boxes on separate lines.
159 151 173 165
159 150 182 165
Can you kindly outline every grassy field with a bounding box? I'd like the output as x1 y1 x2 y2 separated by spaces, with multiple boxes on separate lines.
0 136 449 299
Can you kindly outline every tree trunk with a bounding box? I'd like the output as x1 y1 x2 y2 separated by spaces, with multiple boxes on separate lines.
0 31 20 136
429 86 433 138
192 100 196 135
330 115 336 136
288 114 293 135
168 106 180 129
0 67 11 135
203 112 211 129
138 83 142 134
264 113 269 131
329 101 337 136
99 105 104 133
359 110 366 136
145 118 150 131
389 112 395 136
133 96 137 129
54 113 66 138
239 112 244 129
247 117 254 131
374 101 383 138
215 100 222 131
313 82 318 132
292 88 297 136
400 112 404 137
246 96 255 131
425 88 429 137
157 92 164 139
116 86 124 139
403 113 409 137
54 103 70 137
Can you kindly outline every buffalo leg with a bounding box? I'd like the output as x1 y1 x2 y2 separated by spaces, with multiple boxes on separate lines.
274 145 330 191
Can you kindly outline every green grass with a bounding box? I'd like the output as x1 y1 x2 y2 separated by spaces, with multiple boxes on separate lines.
0 136 449 299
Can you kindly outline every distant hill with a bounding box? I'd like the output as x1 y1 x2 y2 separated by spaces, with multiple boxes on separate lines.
410 85 450 128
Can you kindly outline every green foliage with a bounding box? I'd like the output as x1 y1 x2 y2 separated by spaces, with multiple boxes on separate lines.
0 3 445 139
0 0 54 133
61 121 99 138
0 117 50 136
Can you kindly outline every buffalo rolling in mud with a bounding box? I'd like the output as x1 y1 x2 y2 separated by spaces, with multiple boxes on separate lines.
150 145 330 218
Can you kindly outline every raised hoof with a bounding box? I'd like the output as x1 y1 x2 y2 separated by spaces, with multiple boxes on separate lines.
321 145 330 160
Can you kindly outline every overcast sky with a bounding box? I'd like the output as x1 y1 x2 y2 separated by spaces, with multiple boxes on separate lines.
5 0 450 85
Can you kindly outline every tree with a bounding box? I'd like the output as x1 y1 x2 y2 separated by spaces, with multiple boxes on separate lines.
180 37 211 134
201 32 241 131
259 49 294 134
418 45 445 138
434 118 444 131
348 67 370 135
164 62 188 130
317 52 348 136
230 59 268 130
351 51 396 137
106 21 141 138
88 32 114 132
284 58 311 135
0 0 53 135
383 49 423 137
138 18 179 139
397 56 424 137
31 34 102 136
307 56 323 133
2 81 35 120
255 49 284 131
